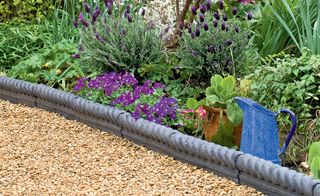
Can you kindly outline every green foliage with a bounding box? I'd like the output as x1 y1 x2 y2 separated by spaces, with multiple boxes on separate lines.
248 49 320 163
0 0 57 22
250 49 319 126
0 22 50 71
77 2 164 73
178 98 205 138
254 0 320 56
205 75 250 126
308 142 320 179
8 40 85 90
211 112 235 148
177 14 259 84
270 0 320 55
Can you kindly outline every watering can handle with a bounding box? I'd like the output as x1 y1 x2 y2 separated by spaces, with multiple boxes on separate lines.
276 109 297 156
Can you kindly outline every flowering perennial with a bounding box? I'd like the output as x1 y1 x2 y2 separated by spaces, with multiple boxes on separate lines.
74 72 179 126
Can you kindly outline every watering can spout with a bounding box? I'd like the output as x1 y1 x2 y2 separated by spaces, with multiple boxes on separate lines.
234 97 254 110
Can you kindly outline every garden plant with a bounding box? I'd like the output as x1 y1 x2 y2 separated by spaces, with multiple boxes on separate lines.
0 0 319 181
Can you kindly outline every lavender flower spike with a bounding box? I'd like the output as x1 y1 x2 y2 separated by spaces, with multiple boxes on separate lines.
203 22 209 31
141 8 146 16
78 13 89 27
191 6 197 15
214 11 220 20
200 4 206 14
219 0 224 10
195 27 200 37
84 2 90 13
199 13 205 23
232 7 238 15
247 12 253 20
127 14 132 23
92 7 101 24
72 53 81 59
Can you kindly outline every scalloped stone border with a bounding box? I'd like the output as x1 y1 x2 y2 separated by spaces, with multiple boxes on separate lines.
0 76 319 196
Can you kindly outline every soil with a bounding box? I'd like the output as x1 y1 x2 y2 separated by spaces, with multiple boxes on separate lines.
0 100 263 195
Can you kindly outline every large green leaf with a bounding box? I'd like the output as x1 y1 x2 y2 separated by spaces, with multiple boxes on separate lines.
311 156 320 179
221 75 236 95
308 142 320 165
186 98 199 110
226 103 243 126
211 115 234 148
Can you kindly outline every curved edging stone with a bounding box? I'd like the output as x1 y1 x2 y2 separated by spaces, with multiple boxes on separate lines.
0 76 319 196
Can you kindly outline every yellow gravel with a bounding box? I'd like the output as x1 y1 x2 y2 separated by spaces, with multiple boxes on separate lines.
0 100 262 195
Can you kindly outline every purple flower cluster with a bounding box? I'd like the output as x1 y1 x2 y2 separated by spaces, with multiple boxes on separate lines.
132 97 178 125
74 72 178 126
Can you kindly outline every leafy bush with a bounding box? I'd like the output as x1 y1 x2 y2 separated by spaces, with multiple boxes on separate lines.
75 1 164 74
177 3 259 84
253 0 320 56
248 49 320 163
8 40 85 90
0 0 57 22
0 22 51 71
74 72 179 126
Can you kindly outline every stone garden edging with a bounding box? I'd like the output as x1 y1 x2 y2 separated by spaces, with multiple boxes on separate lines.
0 76 319 196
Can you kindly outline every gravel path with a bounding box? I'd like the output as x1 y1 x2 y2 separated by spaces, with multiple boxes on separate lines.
0 100 262 195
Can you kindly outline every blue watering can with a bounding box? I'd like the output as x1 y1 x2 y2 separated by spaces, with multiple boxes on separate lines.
234 97 297 165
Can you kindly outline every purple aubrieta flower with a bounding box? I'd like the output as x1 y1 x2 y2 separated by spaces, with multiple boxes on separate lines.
191 6 197 15
154 82 165 89
199 13 205 23
74 77 87 92
78 13 89 27
203 22 209 31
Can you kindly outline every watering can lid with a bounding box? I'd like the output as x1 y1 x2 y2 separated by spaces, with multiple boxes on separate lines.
234 97 275 116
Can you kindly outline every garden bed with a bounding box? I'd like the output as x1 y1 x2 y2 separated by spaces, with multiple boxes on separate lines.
0 99 261 195
1 77 319 195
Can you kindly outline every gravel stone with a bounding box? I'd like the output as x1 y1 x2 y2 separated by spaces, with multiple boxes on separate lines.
0 100 263 195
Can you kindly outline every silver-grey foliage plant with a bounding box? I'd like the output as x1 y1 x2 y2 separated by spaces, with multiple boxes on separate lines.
74 0 164 73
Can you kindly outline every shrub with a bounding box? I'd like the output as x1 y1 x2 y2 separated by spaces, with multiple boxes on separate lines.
74 1 164 74
248 49 320 163
0 0 57 22
74 72 179 126
8 40 84 90
177 2 259 84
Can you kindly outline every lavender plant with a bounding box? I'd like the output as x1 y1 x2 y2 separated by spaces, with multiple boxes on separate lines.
177 1 259 84
74 0 164 73
74 72 179 126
